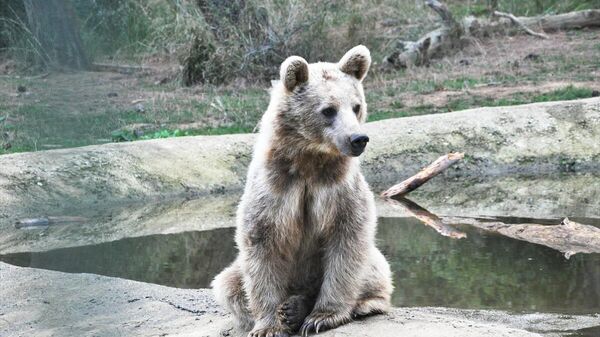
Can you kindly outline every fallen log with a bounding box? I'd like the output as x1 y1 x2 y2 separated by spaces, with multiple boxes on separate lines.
382 196 600 257
384 3 600 68
386 197 467 239
442 216 600 259
467 9 600 37
384 0 464 68
381 152 464 198
493 11 549 39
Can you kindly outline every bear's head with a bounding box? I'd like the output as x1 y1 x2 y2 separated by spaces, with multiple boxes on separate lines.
273 45 372 157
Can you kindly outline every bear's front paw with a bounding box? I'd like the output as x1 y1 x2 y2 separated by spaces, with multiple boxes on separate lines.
248 326 289 337
299 307 352 336
278 295 311 332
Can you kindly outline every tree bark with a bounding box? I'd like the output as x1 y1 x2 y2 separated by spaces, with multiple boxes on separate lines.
22 0 89 70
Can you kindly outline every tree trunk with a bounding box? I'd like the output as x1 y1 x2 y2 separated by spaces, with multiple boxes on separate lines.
442 217 600 259
465 9 600 37
385 6 600 69
384 0 465 68
22 0 89 70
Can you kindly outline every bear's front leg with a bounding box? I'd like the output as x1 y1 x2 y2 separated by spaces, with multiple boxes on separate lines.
242 239 293 337
300 224 368 336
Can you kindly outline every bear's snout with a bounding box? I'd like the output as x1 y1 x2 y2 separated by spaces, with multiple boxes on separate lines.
350 133 369 156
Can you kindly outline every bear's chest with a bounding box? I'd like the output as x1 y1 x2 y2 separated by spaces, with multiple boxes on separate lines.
278 180 355 235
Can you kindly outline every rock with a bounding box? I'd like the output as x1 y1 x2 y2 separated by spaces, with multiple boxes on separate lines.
134 103 145 113
154 77 169 85
3 262 599 337
524 53 541 62
1 98 600 254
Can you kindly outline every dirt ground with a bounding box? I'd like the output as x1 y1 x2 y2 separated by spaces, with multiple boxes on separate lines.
0 29 599 154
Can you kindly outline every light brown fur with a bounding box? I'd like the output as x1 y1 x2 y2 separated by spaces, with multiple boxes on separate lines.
212 45 393 337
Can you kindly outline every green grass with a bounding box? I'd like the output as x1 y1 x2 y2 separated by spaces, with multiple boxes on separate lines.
446 85 596 111
532 86 595 102
111 125 253 142
442 77 480 90
0 73 268 153
1 83 597 153
367 85 596 122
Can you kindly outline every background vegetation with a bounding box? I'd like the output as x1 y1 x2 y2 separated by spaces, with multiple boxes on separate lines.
0 0 599 154
2 0 598 79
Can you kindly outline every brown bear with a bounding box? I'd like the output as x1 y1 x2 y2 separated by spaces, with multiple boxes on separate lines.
212 45 393 337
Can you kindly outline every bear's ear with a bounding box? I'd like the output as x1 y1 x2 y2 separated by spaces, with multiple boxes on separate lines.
338 45 371 81
280 56 309 92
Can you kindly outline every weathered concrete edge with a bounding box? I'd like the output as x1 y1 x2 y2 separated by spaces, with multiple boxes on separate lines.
1 97 599 221
4 262 600 337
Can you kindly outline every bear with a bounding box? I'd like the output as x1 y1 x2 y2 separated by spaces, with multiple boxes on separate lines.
211 45 393 337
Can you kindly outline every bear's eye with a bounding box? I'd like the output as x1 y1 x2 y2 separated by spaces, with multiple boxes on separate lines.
353 104 361 115
321 107 337 118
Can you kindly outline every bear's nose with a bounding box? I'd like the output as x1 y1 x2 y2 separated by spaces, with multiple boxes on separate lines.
350 133 369 155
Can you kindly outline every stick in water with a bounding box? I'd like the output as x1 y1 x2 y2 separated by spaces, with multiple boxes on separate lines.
386 197 467 239
381 152 464 198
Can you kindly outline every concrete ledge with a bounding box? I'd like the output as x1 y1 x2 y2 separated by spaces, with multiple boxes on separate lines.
3 262 599 337
1 98 599 254
2 171 599 255
1 98 599 222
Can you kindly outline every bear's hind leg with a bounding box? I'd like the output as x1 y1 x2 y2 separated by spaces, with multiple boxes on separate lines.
212 259 254 330
353 248 393 318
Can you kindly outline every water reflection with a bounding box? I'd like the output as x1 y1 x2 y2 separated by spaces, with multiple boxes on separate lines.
378 217 600 314
0 228 237 289
2 217 599 314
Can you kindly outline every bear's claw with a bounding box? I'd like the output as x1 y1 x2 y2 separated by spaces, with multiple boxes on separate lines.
299 309 351 336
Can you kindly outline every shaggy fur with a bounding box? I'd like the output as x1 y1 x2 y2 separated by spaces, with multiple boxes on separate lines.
212 45 393 337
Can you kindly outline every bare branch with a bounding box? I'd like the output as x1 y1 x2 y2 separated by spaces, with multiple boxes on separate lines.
381 152 464 198
493 11 549 39
425 0 457 28
386 198 467 239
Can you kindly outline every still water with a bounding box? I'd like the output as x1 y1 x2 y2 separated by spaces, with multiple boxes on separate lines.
2 216 599 315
